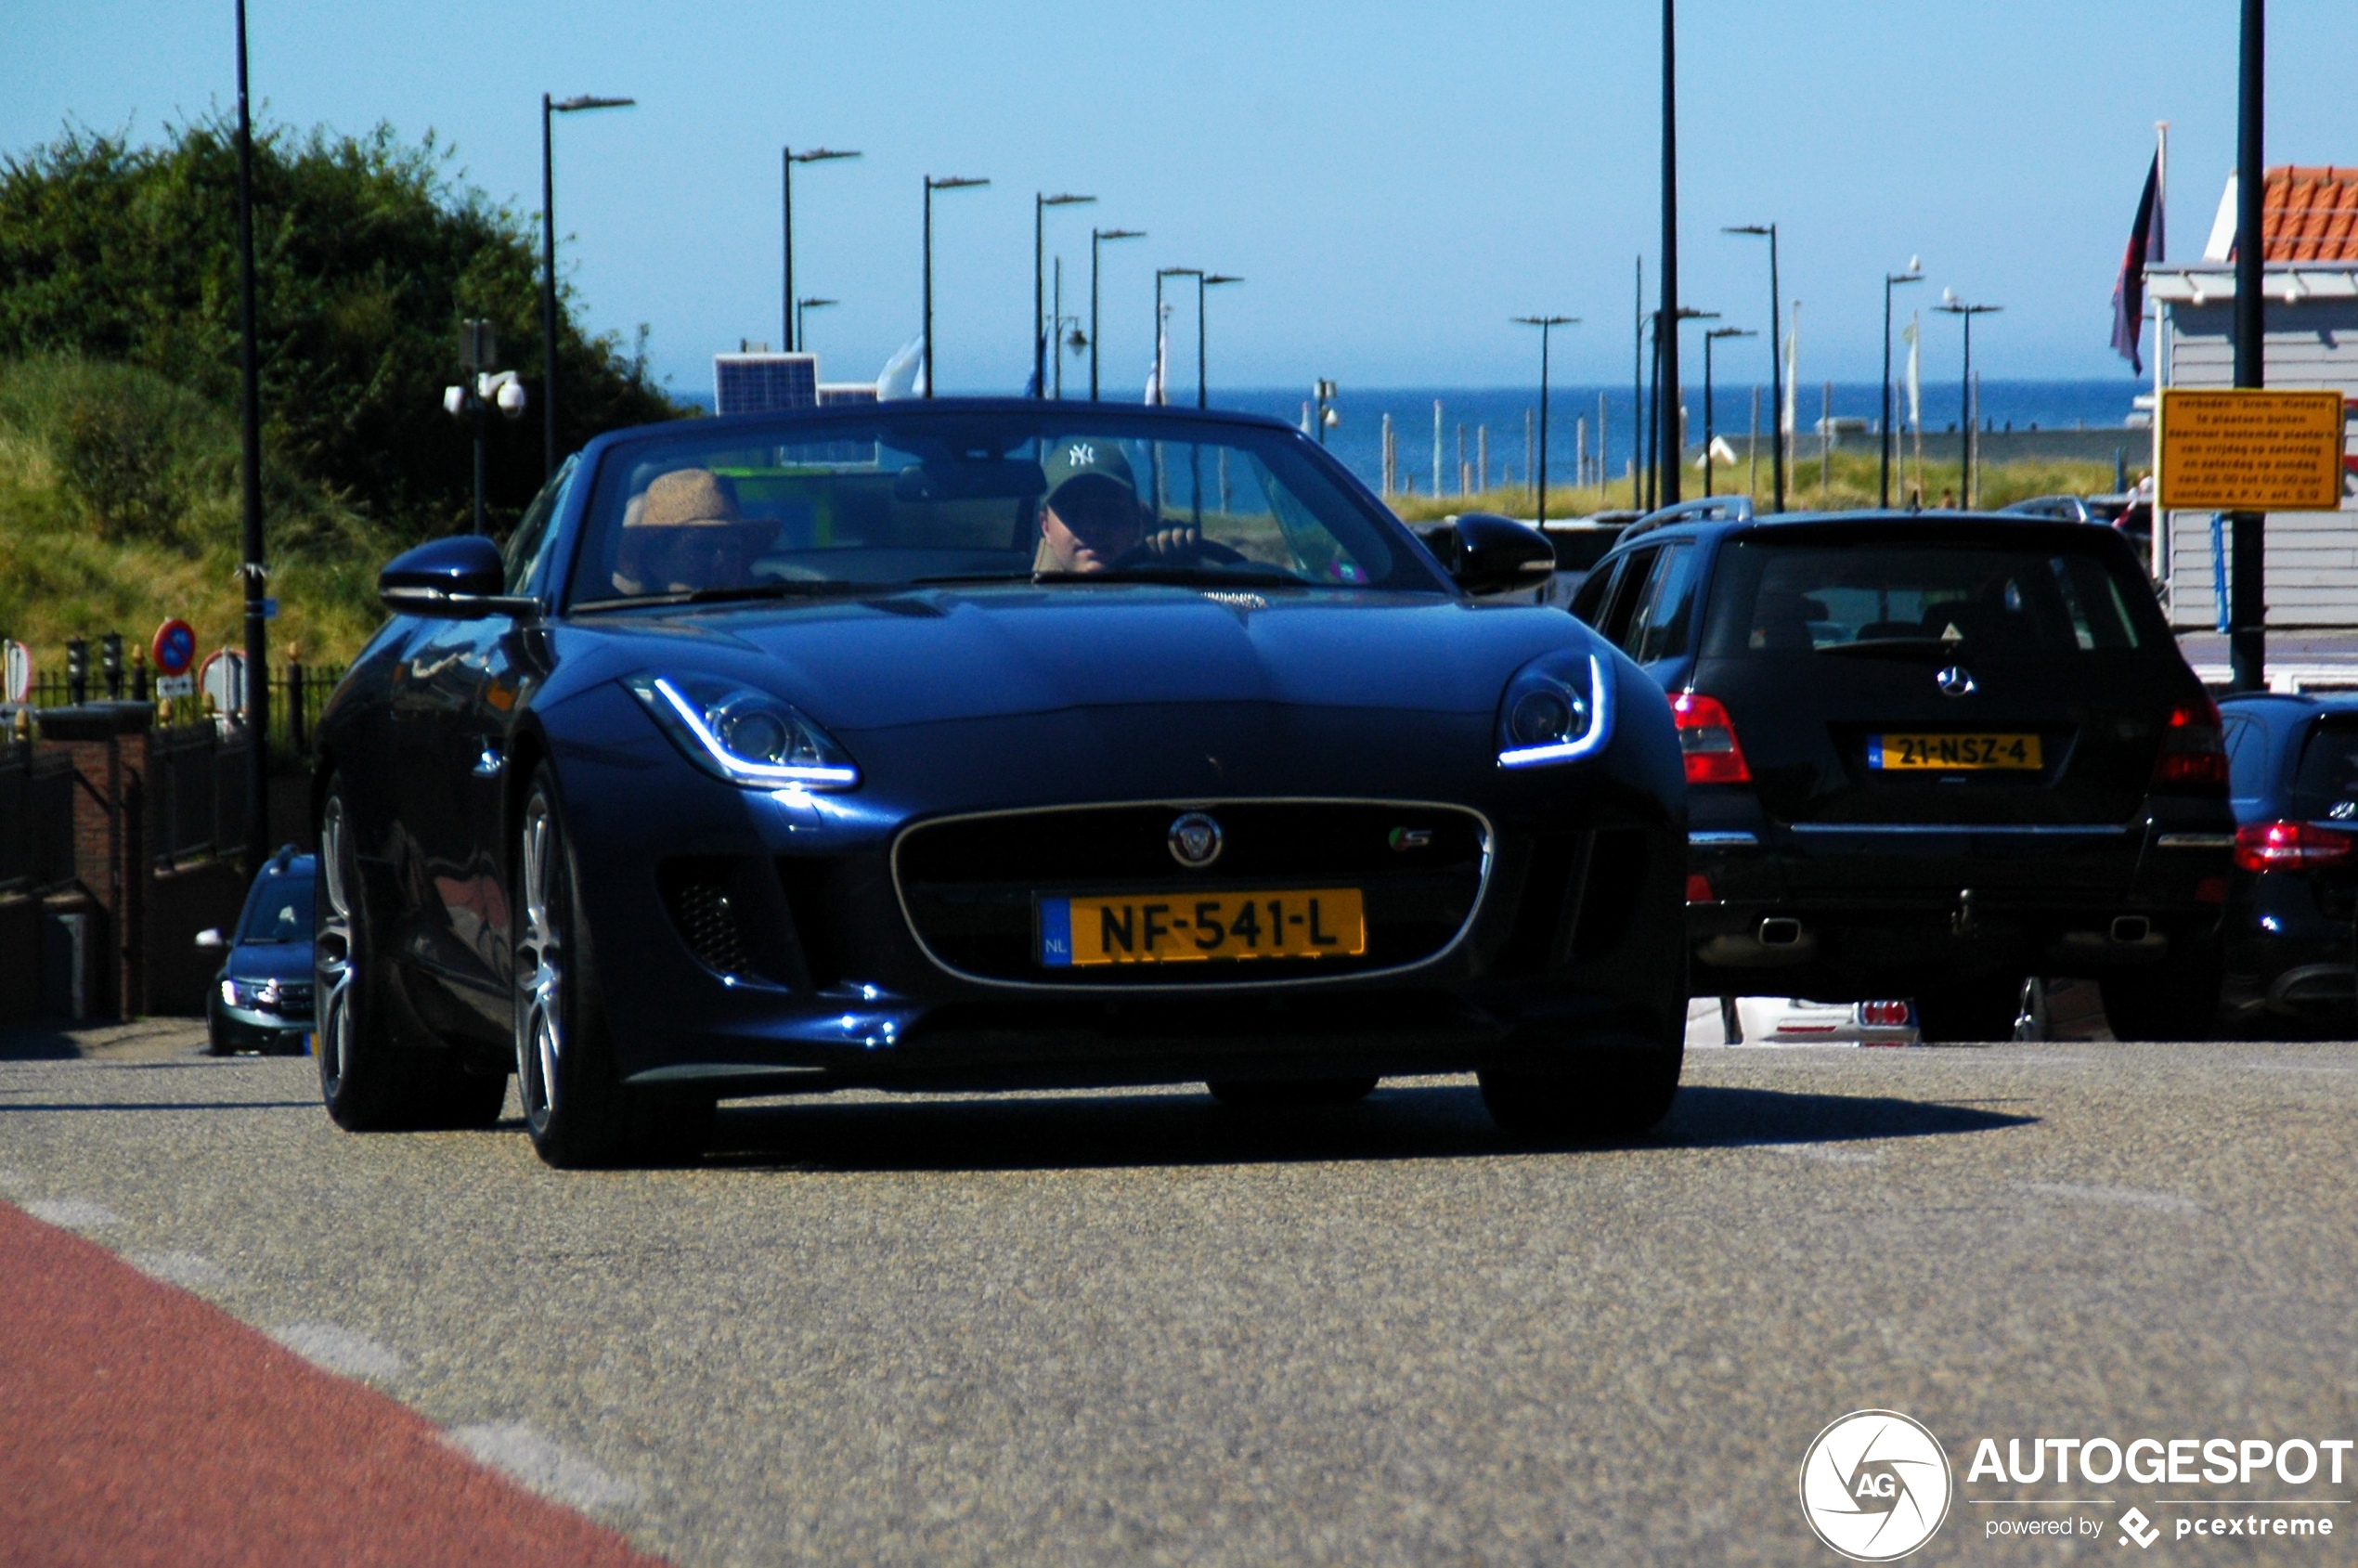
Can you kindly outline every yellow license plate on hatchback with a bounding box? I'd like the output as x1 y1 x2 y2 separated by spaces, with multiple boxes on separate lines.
1868 733 2042 771
1040 888 1367 966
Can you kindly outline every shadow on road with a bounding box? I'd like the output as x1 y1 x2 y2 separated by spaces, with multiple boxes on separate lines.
705 1081 2034 1173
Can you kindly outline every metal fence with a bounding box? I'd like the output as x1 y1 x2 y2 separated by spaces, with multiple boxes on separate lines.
148 723 253 869
0 741 74 895
19 662 344 761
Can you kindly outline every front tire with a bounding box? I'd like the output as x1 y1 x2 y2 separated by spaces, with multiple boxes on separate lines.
1478 1040 1681 1144
315 778 507 1131
513 768 712 1168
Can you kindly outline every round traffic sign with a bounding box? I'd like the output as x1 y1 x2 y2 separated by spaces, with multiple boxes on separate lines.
152 618 198 677
199 649 247 717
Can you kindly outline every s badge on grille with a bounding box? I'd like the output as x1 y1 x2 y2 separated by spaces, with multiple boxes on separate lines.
1389 826 1432 851
1168 811 1224 869
1936 665 1977 697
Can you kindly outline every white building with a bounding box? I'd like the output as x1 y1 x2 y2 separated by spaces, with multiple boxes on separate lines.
2145 165 2358 628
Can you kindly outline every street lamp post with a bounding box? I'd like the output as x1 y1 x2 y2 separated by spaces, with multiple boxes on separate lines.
2230 0 2266 693
1089 227 1143 401
1514 316 1577 525
1936 293 2002 508
233 0 268 870
922 175 989 400
541 93 634 477
796 297 836 357
784 147 859 351
1722 223 1783 512
1155 267 1200 405
1656 0 1683 508
1703 326 1756 499
1881 258 1924 507
1198 274 1241 408
1034 193 1095 397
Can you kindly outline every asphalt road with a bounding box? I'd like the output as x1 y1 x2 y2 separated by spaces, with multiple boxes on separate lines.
6 1027 2357 1566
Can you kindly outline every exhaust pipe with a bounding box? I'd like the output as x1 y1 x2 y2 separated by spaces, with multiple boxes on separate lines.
1757 916 1804 947
2110 914 2151 944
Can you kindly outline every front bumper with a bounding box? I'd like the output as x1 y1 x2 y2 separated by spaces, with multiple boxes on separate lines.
209 997 313 1052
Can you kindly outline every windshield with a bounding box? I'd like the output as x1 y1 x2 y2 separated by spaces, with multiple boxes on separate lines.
240 873 314 945
1699 537 2154 657
570 410 1431 605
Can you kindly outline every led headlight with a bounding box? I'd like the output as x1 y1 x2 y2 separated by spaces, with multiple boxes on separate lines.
1496 652 1613 769
221 978 255 1007
626 674 862 790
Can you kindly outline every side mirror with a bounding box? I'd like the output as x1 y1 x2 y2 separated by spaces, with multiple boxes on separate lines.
379 535 537 618
1436 512 1558 597
194 927 227 950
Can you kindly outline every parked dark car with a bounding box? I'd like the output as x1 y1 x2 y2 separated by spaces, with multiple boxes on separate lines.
200 845 317 1055
2217 693 2358 1033
312 401 1689 1166
1570 511 2235 1043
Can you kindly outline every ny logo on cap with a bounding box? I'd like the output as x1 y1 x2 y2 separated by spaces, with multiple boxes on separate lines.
1068 443 1095 466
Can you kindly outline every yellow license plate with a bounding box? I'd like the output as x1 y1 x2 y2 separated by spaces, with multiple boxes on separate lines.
1040 888 1367 966
1868 732 2042 771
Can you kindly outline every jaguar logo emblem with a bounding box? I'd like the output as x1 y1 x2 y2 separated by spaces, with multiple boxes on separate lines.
1167 811 1224 869
1936 665 1977 698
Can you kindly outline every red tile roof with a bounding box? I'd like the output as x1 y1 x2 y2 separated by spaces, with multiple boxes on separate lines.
2263 166 2358 263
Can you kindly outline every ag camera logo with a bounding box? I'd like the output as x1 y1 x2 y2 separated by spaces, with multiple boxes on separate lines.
1800 1410 1954 1561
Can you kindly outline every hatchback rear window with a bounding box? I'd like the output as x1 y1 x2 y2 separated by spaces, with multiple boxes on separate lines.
1698 538 2150 657
2289 721 2358 818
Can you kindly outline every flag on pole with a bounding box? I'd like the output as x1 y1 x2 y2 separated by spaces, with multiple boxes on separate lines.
2109 152 2166 374
1781 304 1799 437
1144 305 1169 405
1901 312 1922 430
877 336 923 400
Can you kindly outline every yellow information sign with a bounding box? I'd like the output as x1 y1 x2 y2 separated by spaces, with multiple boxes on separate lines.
2157 389 2349 512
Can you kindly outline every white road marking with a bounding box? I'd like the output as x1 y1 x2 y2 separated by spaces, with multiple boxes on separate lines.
1757 1143 1884 1165
2019 1181 2202 1213
126 1250 226 1289
270 1322 407 1380
23 1198 122 1229
446 1421 641 1510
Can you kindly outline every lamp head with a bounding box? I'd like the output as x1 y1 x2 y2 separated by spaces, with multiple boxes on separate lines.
1204 274 1244 286
793 147 861 163
927 175 990 191
1095 227 1145 242
1040 192 1095 206
551 95 634 113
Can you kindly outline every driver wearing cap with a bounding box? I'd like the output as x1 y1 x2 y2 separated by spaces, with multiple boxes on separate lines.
1034 439 1205 575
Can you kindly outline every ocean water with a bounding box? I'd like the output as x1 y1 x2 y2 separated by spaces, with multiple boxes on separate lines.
1206 381 2148 496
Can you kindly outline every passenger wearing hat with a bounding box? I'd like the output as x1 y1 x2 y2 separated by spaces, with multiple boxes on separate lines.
614 468 771 595
1034 439 1216 575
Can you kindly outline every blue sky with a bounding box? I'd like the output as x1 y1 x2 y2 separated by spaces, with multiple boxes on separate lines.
8 2 2355 400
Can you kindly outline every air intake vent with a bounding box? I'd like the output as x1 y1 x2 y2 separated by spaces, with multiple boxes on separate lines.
659 861 758 978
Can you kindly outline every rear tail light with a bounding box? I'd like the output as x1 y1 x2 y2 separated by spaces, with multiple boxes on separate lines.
1685 872 1717 904
2234 820 2356 871
1859 1001 1912 1027
1671 693 1752 784
2151 697 2229 787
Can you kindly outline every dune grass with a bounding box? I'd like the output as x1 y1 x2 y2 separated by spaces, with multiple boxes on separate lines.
1387 447 2127 524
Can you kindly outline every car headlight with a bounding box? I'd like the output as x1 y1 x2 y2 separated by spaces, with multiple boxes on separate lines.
1496 652 1613 768
221 978 257 1008
626 674 862 790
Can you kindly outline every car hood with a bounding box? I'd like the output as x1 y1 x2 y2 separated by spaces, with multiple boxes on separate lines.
225 941 314 985
584 587 1593 732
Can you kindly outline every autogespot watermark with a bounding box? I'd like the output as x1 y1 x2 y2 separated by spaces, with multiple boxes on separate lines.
1801 1412 2352 1557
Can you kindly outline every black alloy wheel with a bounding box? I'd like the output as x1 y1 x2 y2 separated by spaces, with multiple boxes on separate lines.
1477 1037 1683 1144
513 766 713 1169
315 777 506 1131
1913 976 2029 1044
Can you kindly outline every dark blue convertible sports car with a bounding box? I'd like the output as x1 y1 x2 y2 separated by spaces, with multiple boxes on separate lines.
312 401 1686 1166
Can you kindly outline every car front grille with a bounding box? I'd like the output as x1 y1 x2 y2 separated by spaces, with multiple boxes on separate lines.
894 801 1490 986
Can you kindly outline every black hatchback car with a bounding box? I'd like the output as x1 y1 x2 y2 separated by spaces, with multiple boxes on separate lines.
1571 512 2235 1043
2217 692 2358 1032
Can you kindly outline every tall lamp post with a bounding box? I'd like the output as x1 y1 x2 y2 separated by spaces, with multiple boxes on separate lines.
922 175 989 400
1880 257 1924 506
1514 316 1577 525
1034 192 1095 397
796 297 836 357
1198 273 1242 408
1655 0 1683 508
541 93 633 478
1936 292 2002 508
2229 0 2266 693
1722 223 1782 512
233 0 267 869
1089 227 1144 400
1155 267 1200 404
1702 326 1756 498
784 146 859 351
